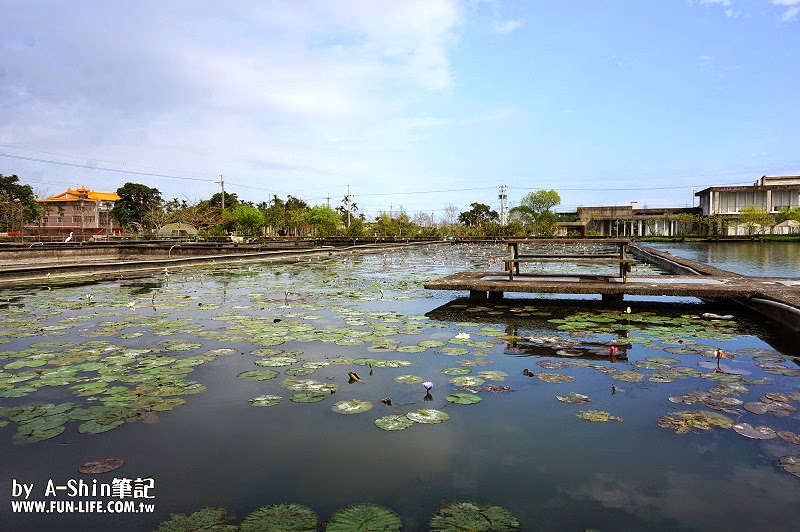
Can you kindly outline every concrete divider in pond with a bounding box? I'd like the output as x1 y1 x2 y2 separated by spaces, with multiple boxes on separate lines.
0 240 438 284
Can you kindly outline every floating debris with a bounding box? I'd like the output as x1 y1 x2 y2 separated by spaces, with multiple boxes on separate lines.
576 410 622 422
78 458 124 474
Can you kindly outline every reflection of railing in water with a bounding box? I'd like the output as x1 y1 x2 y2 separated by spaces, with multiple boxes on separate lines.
502 322 630 361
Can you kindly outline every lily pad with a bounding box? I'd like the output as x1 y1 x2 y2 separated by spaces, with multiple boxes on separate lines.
732 423 777 439
779 455 800 478
79 458 124 474
778 431 800 445
250 395 283 407
153 507 237 532
537 372 574 384
394 375 423 384
240 503 319 532
325 504 402 532
375 415 414 431
446 393 482 405
332 399 374 414
237 370 280 381
576 410 622 422
406 409 449 424
478 371 508 382
556 392 592 404
290 392 326 403
255 356 298 367
441 367 471 376
450 376 485 386
429 502 520 531
656 410 734 434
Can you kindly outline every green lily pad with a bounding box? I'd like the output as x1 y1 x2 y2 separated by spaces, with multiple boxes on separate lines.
406 409 449 424
446 393 482 405
440 347 469 356
290 392 326 403
396 345 426 353
241 503 319 532
250 395 283 407
478 371 508 382
255 356 298 367
153 507 238 532
449 376 484 387
325 504 402 532
441 367 471 376
237 370 280 381
394 375 423 384
374 415 414 431
576 410 622 422
332 399 373 414
285 368 315 376
429 501 520 531
77 419 125 434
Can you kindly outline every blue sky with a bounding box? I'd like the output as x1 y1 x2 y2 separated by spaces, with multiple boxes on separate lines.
1 0 798 220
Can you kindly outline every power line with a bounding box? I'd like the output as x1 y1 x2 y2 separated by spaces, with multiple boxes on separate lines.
0 152 217 183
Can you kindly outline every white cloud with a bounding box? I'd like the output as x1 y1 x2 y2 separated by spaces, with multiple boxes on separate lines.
773 0 800 21
700 0 732 6
491 19 524 34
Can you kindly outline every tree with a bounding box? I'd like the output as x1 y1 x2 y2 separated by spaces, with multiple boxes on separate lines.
112 183 163 229
738 204 771 235
776 207 800 224
510 190 561 236
209 191 238 209
458 203 498 228
225 204 264 236
305 205 340 236
0 174 42 232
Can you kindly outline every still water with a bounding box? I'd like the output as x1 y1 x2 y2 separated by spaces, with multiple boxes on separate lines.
650 241 800 278
1 243 799 531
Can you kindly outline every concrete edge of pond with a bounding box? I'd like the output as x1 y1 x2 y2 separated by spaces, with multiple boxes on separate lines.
0 240 437 285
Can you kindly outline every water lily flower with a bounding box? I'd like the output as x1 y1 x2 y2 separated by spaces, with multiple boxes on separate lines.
423 381 433 391
455 333 470 340
609 346 619 356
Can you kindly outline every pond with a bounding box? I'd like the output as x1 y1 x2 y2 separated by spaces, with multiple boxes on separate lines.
650 241 800 278
1 243 799 531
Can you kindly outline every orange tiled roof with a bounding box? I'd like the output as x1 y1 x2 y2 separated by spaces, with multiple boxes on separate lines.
40 186 120 202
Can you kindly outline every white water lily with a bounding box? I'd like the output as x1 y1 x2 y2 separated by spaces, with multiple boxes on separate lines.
455 332 471 340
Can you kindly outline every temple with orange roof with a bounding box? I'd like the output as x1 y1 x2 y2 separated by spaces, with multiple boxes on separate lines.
29 186 121 237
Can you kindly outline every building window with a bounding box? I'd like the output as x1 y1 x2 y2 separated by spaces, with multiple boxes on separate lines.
772 190 799 211
718 191 766 213
72 216 82 224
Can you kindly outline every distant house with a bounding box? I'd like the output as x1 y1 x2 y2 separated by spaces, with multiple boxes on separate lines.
569 203 701 237
30 186 121 237
695 175 800 235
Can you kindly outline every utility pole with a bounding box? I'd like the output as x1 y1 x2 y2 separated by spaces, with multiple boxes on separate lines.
325 195 331 209
498 184 507 226
218 174 225 210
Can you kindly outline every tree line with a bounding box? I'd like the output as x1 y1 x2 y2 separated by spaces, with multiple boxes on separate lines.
3 173 799 238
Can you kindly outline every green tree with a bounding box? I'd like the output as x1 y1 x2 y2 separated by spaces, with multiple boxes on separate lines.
111 183 163 229
510 190 561 236
458 203 498 228
0 174 42 232
305 205 340 236
225 204 265 236
776 207 800 224
738 204 771 235
208 191 238 209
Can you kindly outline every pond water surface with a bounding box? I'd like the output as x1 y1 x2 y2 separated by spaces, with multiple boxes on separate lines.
1 243 799 531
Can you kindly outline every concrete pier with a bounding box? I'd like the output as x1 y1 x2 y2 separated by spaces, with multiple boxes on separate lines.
424 243 800 333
